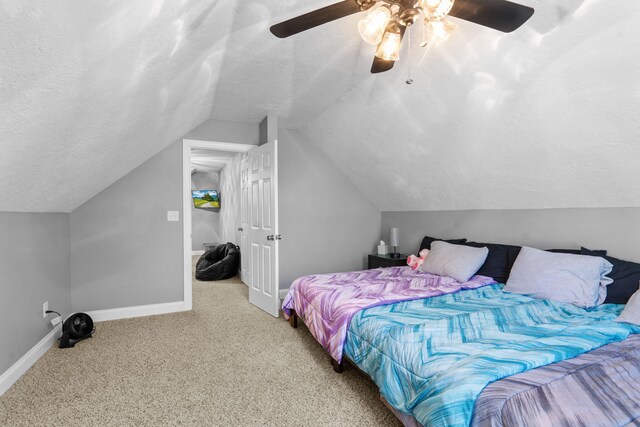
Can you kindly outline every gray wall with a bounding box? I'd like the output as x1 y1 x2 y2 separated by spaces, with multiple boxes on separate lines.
191 170 221 251
69 118 259 312
219 153 242 246
70 141 183 311
259 115 277 146
278 128 381 290
185 118 259 145
0 213 70 374
382 208 640 262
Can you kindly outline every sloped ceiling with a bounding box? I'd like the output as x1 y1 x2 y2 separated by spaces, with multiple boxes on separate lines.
299 0 640 210
0 0 368 212
1 0 638 212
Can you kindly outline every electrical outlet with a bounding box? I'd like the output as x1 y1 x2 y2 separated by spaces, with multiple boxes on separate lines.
43 301 48 318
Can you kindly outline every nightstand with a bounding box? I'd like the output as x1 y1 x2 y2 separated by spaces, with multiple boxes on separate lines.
368 254 408 269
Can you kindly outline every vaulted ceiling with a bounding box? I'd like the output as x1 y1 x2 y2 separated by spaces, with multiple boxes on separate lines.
0 0 367 212
300 0 640 211
1 0 639 212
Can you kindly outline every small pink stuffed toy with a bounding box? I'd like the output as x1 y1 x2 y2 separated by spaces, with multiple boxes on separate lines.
407 249 430 270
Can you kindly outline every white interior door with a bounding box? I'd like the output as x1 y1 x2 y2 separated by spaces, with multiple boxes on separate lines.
247 141 279 317
239 156 250 285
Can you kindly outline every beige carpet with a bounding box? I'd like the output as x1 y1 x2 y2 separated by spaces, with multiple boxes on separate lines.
0 258 401 426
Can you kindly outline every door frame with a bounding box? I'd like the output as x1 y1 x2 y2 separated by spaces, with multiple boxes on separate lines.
182 139 254 311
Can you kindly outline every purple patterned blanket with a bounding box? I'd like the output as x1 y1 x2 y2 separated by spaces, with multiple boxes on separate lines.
472 334 640 427
281 266 495 362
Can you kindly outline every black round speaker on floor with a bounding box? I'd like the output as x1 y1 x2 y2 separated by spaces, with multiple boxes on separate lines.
59 313 94 349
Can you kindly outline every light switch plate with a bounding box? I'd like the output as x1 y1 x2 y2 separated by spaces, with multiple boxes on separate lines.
167 211 179 222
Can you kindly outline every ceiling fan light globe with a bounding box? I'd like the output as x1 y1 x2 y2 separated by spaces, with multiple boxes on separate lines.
422 17 457 46
423 0 442 8
423 0 454 20
358 6 392 45
375 30 402 61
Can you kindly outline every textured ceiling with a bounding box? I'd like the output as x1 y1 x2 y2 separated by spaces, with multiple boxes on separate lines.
300 0 640 211
1 1 231 212
0 0 368 212
2 0 639 212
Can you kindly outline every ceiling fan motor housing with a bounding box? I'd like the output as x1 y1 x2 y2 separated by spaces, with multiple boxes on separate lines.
399 8 421 26
357 0 378 10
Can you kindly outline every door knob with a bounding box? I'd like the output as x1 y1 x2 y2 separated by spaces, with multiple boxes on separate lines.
267 235 274 241
238 227 243 231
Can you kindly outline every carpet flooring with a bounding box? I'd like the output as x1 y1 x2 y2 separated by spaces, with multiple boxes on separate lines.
0 258 400 426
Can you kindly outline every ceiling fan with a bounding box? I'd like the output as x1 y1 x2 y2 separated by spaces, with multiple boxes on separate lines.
270 0 534 74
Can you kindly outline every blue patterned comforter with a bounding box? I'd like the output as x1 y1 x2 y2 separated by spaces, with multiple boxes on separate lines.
344 285 640 427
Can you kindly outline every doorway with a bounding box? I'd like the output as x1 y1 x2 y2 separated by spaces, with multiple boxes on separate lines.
182 140 253 311
182 139 280 317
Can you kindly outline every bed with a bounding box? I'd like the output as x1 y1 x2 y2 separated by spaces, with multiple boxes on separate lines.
282 237 640 426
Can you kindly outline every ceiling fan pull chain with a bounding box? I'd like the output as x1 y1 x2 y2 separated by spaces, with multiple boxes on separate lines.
406 26 413 85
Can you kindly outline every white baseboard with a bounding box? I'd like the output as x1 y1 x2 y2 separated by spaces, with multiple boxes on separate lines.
192 250 205 256
239 269 248 287
279 288 289 300
0 301 187 397
85 301 186 323
0 325 61 397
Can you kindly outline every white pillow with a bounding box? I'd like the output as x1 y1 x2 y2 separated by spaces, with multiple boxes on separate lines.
420 241 489 282
616 287 640 325
504 246 613 308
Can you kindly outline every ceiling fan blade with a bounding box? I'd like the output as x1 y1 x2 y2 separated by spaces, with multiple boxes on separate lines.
270 1 364 38
371 26 406 74
449 0 534 33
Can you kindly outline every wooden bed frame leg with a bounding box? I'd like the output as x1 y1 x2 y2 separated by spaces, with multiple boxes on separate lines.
288 311 298 329
331 358 344 373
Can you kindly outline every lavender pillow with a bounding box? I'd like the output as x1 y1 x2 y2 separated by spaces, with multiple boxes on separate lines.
420 241 489 282
504 246 613 308
617 287 640 325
